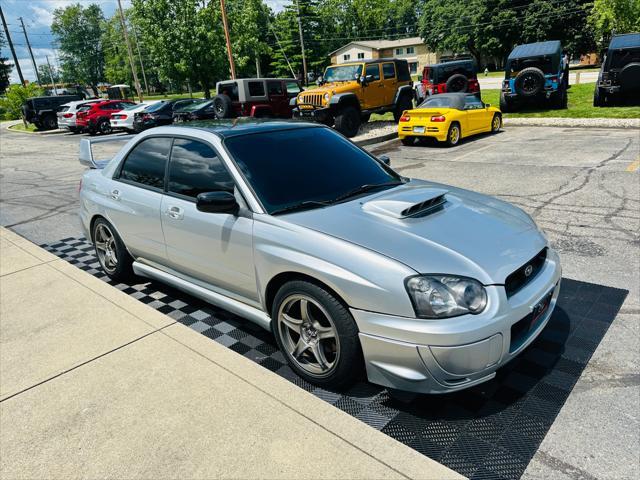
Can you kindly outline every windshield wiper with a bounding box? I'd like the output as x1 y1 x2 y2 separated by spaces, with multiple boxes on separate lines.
332 181 405 203
270 200 332 216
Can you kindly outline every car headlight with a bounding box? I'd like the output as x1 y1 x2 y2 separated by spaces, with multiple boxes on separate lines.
323 93 330 103
405 275 487 318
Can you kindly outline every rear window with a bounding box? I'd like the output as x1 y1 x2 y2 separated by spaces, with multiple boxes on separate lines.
608 48 640 69
145 101 169 113
59 106 70 113
508 57 554 75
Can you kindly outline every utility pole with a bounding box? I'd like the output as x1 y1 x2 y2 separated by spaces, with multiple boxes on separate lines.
295 0 307 85
116 0 143 102
45 55 58 95
220 0 236 79
0 5 24 85
131 26 149 94
19 16 41 84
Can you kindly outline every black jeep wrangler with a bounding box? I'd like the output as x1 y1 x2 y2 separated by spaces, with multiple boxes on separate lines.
500 41 569 112
21 95 82 130
594 33 640 106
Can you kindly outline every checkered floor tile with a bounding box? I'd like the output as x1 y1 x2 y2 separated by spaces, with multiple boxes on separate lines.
42 237 627 480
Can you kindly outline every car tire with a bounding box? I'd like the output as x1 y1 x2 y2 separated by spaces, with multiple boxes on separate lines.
360 112 371 124
394 94 413 122
400 137 415 146
41 114 57 131
593 87 602 107
491 113 502 133
619 62 640 93
68 126 78 134
514 67 545 97
445 73 468 93
97 118 112 135
334 106 361 138
213 94 233 119
271 280 363 389
92 218 134 282
445 122 461 147
499 91 514 112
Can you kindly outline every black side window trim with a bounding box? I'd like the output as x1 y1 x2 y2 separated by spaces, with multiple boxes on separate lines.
114 135 174 193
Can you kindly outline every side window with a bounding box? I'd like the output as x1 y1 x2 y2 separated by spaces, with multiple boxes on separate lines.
168 139 235 198
267 81 283 95
383 62 396 79
119 137 172 189
365 64 381 81
248 81 265 97
285 81 301 96
464 95 484 109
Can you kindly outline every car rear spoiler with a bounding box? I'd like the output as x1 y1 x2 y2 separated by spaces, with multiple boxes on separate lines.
79 135 134 169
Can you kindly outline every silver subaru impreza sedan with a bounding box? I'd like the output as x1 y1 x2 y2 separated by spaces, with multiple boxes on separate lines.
78 121 561 394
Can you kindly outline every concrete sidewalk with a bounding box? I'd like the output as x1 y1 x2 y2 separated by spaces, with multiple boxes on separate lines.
0 227 461 480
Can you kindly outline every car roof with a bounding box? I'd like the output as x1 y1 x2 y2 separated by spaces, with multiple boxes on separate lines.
427 59 475 69
218 78 297 83
508 40 562 59
609 32 640 50
166 119 321 139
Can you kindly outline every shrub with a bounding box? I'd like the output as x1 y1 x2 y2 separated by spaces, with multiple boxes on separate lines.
0 83 44 120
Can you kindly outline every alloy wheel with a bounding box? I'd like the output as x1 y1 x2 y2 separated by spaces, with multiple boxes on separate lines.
449 125 460 144
277 294 340 377
94 223 118 273
492 115 501 132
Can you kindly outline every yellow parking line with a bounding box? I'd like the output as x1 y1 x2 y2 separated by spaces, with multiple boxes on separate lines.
626 159 640 172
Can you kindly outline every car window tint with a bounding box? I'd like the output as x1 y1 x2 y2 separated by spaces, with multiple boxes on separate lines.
383 63 396 79
365 64 381 81
119 137 172 189
168 139 234 198
267 81 283 95
285 81 301 95
464 95 483 109
225 128 401 214
248 81 265 97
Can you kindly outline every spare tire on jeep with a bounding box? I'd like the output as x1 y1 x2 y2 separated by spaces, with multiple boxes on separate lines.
514 67 545 97
213 94 233 119
619 62 640 93
446 74 468 93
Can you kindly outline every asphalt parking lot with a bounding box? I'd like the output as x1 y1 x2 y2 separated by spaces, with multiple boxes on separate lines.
1 124 639 479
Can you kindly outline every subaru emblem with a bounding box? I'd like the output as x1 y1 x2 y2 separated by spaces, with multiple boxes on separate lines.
524 265 534 277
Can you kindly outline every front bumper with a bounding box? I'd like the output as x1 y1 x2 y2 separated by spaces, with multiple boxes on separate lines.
352 248 562 394
293 106 332 123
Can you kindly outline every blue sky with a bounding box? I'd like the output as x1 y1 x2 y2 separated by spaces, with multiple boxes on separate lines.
0 0 289 84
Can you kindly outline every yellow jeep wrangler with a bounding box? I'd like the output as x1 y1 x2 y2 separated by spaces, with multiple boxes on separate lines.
292 59 414 137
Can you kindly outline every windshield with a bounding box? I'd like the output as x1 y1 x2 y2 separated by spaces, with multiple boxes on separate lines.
419 96 454 108
224 127 402 214
179 99 210 112
323 64 363 82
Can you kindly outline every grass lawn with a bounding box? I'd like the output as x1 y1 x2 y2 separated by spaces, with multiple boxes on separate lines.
144 91 206 101
7 123 37 132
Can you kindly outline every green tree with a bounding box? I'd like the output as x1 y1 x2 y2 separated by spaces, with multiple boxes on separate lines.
102 15 133 85
37 63 61 85
0 31 12 94
589 0 640 47
0 83 43 120
227 0 273 77
51 3 106 86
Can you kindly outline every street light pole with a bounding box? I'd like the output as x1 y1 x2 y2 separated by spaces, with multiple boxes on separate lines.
295 0 307 85
116 0 143 102
45 56 59 95
0 5 24 85
19 16 41 85
131 27 149 95
220 0 236 79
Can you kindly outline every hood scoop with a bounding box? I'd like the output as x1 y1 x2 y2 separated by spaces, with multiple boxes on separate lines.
362 187 448 219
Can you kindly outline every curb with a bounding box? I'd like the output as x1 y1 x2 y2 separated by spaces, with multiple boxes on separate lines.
354 131 397 146
503 117 639 129
4 122 67 135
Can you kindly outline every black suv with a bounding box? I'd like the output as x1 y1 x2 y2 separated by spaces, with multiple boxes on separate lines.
22 95 82 130
500 41 569 112
594 33 640 106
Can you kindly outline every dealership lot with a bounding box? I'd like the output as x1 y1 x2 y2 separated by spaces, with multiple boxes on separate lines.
1 125 639 479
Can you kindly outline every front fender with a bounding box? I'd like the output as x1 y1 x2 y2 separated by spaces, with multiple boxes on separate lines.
252 216 417 317
393 85 414 105
329 93 360 109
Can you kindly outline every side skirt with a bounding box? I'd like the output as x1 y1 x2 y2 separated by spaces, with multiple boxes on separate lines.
132 261 272 331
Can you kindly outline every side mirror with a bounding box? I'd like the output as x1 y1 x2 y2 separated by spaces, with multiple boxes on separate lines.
379 155 391 166
485 103 491 108
196 191 238 214
316 76 324 86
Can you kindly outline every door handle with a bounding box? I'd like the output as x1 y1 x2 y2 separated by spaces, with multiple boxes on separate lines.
110 189 120 200
166 206 184 220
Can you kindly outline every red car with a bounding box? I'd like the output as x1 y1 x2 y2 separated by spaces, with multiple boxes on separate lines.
76 100 136 135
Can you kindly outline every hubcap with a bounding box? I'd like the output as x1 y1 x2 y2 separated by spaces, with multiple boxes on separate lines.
450 126 460 144
277 294 340 377
94 224 118 273
493 116 500 131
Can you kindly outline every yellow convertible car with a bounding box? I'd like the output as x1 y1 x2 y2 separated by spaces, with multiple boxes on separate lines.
398 93 502 147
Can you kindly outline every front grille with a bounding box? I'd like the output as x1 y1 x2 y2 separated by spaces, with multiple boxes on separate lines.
504 248 547 298
299 93 324 106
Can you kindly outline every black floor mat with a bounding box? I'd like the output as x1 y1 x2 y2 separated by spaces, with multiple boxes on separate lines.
42 237 627 480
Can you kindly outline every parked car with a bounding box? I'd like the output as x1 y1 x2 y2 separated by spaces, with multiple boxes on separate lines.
594 32 640 106
398 93 502 147
212 78 302 120
172 99 218 122
132 99 202 132
76 100 136 135
56 99 102 133
415 59 480 103
21 95 81 130
78 120 561 394
500 40 569 112
110 101 159 132
292 59 414 137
